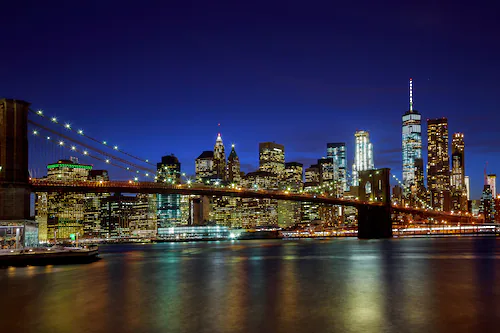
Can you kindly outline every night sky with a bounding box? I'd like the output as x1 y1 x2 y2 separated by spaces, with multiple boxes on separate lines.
2 0 499 198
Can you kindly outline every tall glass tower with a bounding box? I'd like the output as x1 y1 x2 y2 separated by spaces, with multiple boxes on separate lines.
352 131 374 186
327 142 347 192
402 78 422 193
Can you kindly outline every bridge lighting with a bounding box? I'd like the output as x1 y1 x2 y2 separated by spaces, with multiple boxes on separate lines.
126 167 130 170
36 110 43 115
51 117 57 123
103 141 107 145
187 180 191 185
83 150 88 155
32 130 38 135
78 129 83 135
113 146 118 150
64 123 71 129
134 177 138 181
145 173 149 177
47 136 51 140
145 159 149 162
71 146 76 151
136 170 139 174
105 159 110 163
59 141 64 146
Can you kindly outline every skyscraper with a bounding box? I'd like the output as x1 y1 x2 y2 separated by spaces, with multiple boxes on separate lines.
487 174 496 197
156 155 182 229
36 159 92 241
450 133 465 190
402 78 422 193
227 144 241 184
213 133 226 181
259 142 285 176
195 151 215 183
465 176 470 200
327 142 347 192
450 133 467 211
480 185 496 223
352 131 374 186
427 118 450 211
283 162 303 191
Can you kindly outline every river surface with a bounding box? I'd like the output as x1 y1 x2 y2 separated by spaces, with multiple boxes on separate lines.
2 237 500 333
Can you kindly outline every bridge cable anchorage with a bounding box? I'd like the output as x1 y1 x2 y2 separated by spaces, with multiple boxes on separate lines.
30 108 155 167
30 125 156 180
29 120 156 174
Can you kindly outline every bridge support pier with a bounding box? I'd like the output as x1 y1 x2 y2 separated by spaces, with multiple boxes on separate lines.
0 99 35 246
357 204 392 239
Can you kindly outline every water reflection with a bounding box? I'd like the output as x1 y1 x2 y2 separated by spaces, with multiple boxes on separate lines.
1 238 500 333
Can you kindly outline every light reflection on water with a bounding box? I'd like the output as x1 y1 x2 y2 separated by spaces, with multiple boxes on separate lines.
1 237 499 333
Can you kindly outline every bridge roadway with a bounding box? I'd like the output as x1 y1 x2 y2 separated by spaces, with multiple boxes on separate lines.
30 179 380 208
29 179 478 223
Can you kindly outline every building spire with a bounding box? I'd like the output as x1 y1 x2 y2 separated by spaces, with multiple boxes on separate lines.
409 78 413 112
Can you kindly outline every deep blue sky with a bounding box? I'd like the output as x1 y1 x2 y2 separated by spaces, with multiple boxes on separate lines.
2 0 499 198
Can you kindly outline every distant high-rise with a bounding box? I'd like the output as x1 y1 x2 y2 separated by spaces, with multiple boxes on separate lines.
327 142 347 192
427 118 450 211
156 154 182 228
227 144 241 184
352 131 374 186
259 142 285 176
487 174 496 197
317 158 335 184
402 78 422 193
195 151 214 183
465 176 470 200
36 159 92 241
450 133 465 190
213 133 226 181
480 185 496 223
283 162 303 191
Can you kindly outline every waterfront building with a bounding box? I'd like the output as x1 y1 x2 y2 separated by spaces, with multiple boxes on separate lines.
83 170 110 238
156 155 182 228
213 133 226 181
157 225 230 240
427 118 450 211
227 144 241 184
259 142 285 176
35 159 91 241
279 162 303 228
100 194 157 238
465 176 470 200
402 78 422 194
352 131 374 186
327 142 347 192
487 174 496 197
240 171 279 228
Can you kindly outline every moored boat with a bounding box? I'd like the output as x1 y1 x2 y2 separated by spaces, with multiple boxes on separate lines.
0 245 100 267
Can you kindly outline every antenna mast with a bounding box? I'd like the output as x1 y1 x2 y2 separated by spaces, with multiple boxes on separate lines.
409 78 413 112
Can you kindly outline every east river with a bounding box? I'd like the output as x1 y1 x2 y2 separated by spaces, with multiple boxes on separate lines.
2 237 500 333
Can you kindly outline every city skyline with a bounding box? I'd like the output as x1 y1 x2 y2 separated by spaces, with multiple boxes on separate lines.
3 1 499 199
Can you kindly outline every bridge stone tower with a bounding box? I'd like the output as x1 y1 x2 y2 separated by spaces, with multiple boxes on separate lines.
0 99 31 221
357 168 392 239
